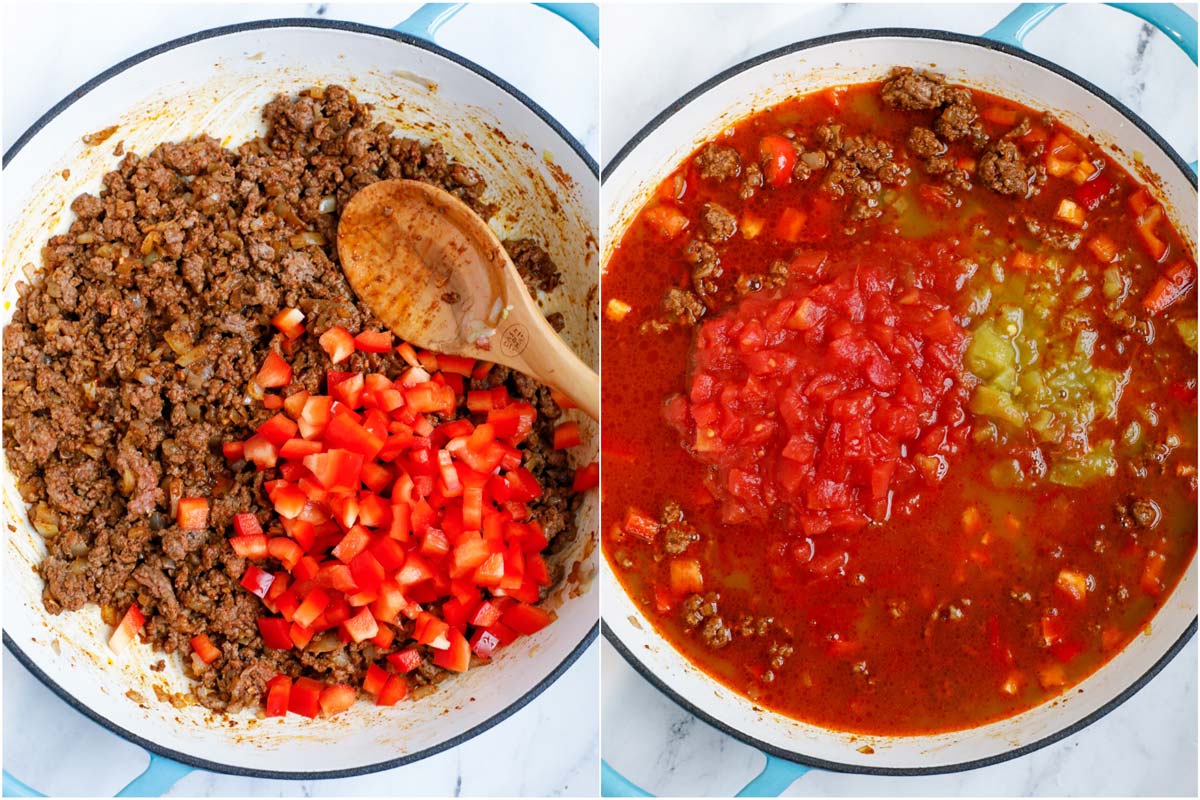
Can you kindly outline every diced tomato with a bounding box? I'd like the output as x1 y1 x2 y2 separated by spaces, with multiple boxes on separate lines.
319 326 355 364
644 204 690 239
240 565 275 599
759 134 797 187
375 674 409 706
501 603 553 635
1143 261 1195 316
256 351 293 389
108 603 145 653
319 683 357 716
288 676 324 718
258 616 294 650
176 497 209 530
433 628 471 672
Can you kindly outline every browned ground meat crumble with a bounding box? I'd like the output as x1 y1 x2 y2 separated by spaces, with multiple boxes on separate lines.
3 86 578 712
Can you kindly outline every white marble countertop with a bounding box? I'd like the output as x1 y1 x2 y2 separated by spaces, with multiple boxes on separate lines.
2 2 598 796
601 3 1197 797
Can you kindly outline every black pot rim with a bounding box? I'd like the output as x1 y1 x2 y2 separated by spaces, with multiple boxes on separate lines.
601 25 1197 779
3 15 598 782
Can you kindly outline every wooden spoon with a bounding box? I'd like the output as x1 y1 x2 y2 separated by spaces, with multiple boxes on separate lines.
337 179 599 420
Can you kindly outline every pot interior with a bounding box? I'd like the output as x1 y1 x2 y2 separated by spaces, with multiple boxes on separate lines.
601 32 1196 772
3 23 598 775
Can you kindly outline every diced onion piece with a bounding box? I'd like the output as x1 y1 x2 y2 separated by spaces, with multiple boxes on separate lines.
605 298 632 322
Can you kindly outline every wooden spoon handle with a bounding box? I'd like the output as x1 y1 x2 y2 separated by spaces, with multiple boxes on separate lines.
501 309 600 421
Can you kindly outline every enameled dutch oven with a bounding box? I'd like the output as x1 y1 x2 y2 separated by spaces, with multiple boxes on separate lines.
601 4 1197 792
2 4 599 792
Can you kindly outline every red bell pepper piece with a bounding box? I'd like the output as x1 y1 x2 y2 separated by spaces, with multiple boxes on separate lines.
552 421 581 450
1143 260 1195 316
288 677 324 718
363 663 389 695
572 461 599 492
433 628 471 672
108 603 145 653
256 351 293 389
353 330 393 353
271 307 306 339
265 674 292 717
387 648 424 674
318 683 357 716
342 607 380 643
240 565 275 599
501 603 554 635
258 617 294 650
319 326 355 364
375 674 409 706
230 534 269 559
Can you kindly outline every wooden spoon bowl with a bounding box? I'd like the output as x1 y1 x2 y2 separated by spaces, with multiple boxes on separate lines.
337 179 598 419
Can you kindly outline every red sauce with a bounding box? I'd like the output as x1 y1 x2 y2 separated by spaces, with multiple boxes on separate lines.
603 76 1197 734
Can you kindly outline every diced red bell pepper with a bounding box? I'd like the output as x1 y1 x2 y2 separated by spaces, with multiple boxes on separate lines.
323 413 385 460
1073 173 1115 211
319 326 355 364
318 683 357 716
354 330 393 353
303 449 364 491
188 633 222 666
288 676 324 718
572 462 599 492
176 497 209 530
1143 261 1195 316
108 603 145 653
470 600 504 628
622 507 659 543
222 440 245 462
375 674 409 706
243 434 279 469
350 550 386 593
552 421 581 450
240 565 275 599
230 534 269 559
387 647 424 674
265 674 292 717
470 628 503 659
342 606 380 643
433 628 471 672
271 307 306 339
333 524 372 563
759 134 797 187
258 616 294 650
258 413 299 448
299 395 333 439
363 663 389 695
256 351 293 389
232 512 263 538
415 611 452 649
501 603 553 635
293 587 331 628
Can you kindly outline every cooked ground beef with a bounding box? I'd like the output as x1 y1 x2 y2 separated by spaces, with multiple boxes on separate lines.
739 162 764 200
700 202 738 241
2 86 578 712
979 140 1033 196
663 287 705 325
683 239 722 298
907 126 944 159
880 67 947 111
660 501 699 555
505 237 563 294
1025 216 1083 251
694 143 742 182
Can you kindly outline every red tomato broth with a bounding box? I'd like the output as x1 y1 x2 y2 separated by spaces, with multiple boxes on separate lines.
602 75 1197 734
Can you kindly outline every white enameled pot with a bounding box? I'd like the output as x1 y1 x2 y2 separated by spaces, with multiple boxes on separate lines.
2 14 598 781
601 22 1197 778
